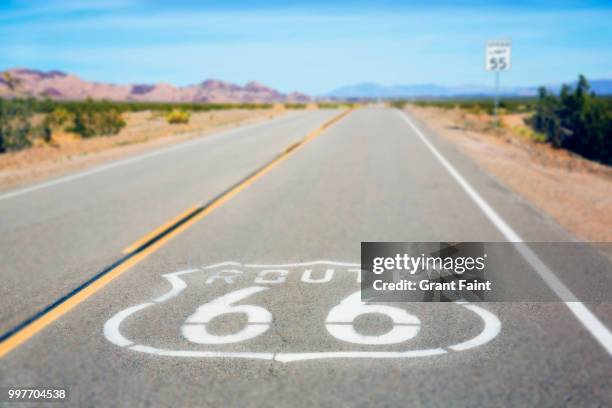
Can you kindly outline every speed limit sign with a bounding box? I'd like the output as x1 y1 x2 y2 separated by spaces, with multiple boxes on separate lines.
486 40 511 71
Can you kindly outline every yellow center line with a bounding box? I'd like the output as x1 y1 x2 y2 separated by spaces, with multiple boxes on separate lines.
122 205 201 254
0 108 353 358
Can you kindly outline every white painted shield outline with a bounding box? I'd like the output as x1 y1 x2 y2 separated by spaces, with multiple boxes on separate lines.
104 261 501 362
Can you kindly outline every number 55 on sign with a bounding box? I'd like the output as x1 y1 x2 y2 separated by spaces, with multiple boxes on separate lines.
486 40 511 71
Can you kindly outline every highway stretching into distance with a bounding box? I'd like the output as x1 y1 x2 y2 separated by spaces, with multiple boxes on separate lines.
1 107 611 407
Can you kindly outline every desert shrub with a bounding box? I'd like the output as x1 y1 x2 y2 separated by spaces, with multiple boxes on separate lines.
317 102 339 109
0 97 284 151
531 75 612 165
0 99 31 151
69 106 125 138
96 109 126 135
514 125 547 143
284 103 306 109
388 100 407 109
318 102 356 109
412 98 535 114
0 98 51 152
165 109 191 124
44 107 73 130
11 98 274 115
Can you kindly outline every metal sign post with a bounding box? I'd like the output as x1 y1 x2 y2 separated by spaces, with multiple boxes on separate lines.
486 39 511 126
494 70 500 118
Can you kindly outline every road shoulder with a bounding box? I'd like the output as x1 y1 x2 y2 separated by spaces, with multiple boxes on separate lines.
406 105 612 242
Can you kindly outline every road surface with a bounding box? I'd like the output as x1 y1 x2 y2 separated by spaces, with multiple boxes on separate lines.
1 107 611 407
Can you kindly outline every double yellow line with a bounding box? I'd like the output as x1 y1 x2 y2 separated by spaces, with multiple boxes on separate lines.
0 108 353 358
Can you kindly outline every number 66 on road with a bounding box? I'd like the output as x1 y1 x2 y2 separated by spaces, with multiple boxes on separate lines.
104 263 502 361
182 287 420 345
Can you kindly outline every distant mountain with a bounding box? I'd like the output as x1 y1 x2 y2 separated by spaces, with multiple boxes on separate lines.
327 80 612 99
590 79 612 94
0 68 311 103
327 82 490 98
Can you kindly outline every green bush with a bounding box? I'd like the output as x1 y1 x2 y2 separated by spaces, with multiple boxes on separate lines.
388 100 407 109
44 107 73 131
69 106 126 138
165 109 191 124
531 75 612 165
0 98 51 152
0 97 283 152
413 98 536 114
0 98 275 116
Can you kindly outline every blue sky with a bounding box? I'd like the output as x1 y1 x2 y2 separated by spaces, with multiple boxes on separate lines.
1 0 611 95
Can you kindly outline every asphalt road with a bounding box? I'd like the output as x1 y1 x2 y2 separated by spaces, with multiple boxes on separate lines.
1 107 611 407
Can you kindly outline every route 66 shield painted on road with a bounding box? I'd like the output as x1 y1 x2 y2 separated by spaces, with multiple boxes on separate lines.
104 261 501 362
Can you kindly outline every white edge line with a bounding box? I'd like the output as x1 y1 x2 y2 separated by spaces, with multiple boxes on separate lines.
0 111 305 201
399 109 612 356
